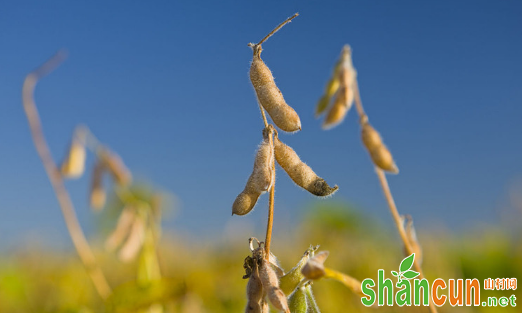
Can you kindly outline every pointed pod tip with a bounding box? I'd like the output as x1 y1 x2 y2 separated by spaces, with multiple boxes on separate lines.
388 164 399 174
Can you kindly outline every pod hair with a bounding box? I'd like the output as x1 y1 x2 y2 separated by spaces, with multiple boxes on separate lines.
360 116 399 174
274 135 338 197
249 14 301 133
232 129 274 216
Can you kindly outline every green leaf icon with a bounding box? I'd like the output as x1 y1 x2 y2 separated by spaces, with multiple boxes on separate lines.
391 271 398 276
402 270 420 279
399 253 415 272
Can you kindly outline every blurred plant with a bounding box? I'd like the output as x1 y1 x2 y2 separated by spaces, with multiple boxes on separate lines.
315 45 437 312
233 13 344 312
22 52 175 312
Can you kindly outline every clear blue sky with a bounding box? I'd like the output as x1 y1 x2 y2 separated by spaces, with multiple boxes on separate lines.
1 0 521 246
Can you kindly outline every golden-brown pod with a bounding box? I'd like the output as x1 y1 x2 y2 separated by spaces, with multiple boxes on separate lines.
250 45 301 133
273 135 338 197
315 72 341 117
60 138 86 179
322 85 354 130
361 118 383 148
360 119 399 174
232 130 274 215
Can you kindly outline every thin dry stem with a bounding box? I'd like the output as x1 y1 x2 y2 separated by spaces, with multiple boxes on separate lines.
352 80 366 118
354 78 438 313
22 51 112 300
264 126 276 260
258 102 269 128
255 13 299 47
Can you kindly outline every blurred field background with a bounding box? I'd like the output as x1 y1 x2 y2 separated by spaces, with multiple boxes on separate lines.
1 201 521 312
1 0 522 312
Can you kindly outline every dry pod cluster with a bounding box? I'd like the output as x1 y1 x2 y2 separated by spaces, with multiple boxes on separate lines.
360 116 399 174
244 241 290 313
317 45 357 130
232 129 275 216
274 134 338 197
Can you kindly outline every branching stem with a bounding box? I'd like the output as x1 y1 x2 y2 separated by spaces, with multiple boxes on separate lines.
22 51 112 300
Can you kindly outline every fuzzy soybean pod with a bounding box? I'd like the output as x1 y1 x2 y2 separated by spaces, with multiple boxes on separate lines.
245 259 264 313
288 287 307 313
274 135 338 197
250 45 301 133
322 85 353 130
259 258 290 313
232 131 274 216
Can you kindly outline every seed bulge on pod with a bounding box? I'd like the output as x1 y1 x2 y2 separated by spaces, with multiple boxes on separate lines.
274 136 338 197
232 130 274 215
250 45 301 133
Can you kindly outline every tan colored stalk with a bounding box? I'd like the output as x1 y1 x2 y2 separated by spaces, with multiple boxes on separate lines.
261 118 276 261
22 51 112 300
353 80 438 313
255 13 298 47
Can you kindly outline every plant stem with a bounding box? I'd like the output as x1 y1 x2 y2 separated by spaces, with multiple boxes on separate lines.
256 13 299 46
264 126 276 260
323 268 363 297
258 103 269 128
22 51 112 300
353 80 438 313
257 100 275 260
